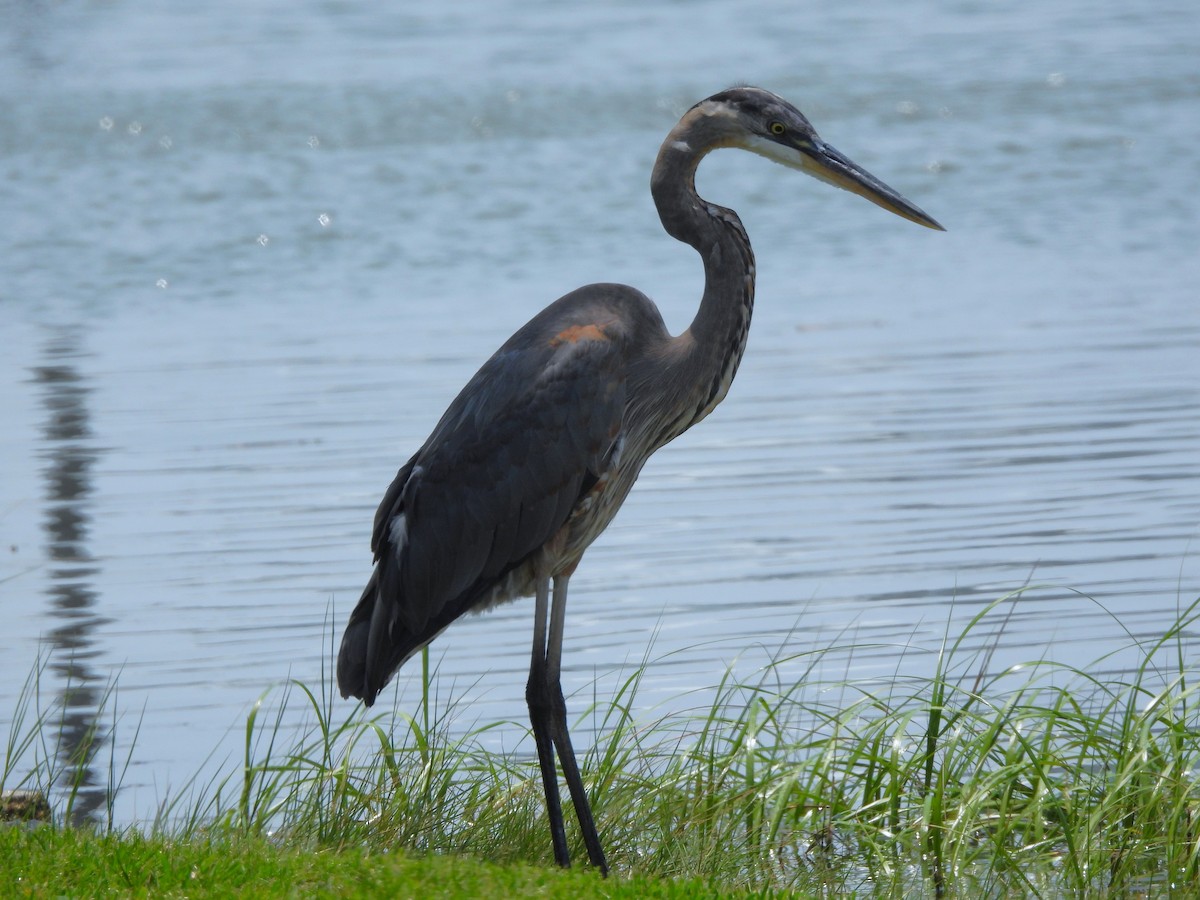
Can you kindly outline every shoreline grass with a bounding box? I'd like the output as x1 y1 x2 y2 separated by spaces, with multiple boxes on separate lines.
4 592 1200 897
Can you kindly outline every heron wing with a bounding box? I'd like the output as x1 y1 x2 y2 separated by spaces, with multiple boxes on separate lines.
340 317 626 702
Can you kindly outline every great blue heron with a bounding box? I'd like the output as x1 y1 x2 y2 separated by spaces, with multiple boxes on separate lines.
337 86 943 873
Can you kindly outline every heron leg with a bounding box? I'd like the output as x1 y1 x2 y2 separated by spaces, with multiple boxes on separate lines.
543 572 609 875
526 571 609 875
527 573 571 868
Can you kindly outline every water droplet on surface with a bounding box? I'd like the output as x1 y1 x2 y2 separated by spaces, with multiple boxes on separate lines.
128 121 143 135
318 213 331 227
257 234 269 246
99 116 114 131
156 278 169 289
159 136 173 149
307 135 320 148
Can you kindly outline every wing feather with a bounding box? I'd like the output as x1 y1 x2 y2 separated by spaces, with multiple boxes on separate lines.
338 317 626 703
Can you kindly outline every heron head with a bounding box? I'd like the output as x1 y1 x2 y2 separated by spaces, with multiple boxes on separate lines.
694 86 945 231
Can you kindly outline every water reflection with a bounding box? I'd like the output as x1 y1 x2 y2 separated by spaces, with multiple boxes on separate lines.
32 327 109 825
3 1 57 74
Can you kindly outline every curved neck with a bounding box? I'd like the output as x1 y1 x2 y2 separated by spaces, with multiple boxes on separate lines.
644 130 757 445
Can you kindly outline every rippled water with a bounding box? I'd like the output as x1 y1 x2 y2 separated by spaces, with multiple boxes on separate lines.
2 0 1198 823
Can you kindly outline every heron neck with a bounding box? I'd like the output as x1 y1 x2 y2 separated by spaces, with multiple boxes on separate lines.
650 141 757 439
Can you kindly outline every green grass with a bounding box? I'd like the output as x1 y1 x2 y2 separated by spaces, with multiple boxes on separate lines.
1 828 768 899
4 591 1200 897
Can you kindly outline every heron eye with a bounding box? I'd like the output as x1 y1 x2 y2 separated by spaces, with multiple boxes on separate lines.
769 121 786 136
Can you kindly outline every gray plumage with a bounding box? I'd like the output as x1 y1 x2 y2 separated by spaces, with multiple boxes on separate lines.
337 86 943 873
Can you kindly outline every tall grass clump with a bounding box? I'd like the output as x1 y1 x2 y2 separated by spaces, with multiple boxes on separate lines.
6 592 1200 897
2 651 137 831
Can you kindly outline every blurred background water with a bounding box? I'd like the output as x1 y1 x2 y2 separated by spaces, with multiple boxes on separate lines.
1 0 1198 824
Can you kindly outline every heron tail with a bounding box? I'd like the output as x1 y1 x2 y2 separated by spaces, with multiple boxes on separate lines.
336 571 380 704
339 567 414 707
337 564 430 707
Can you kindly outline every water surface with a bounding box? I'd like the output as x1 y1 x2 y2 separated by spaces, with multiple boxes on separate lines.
2 0 1198 822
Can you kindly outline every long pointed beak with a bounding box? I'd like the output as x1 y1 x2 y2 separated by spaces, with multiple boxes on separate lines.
801 139 945 231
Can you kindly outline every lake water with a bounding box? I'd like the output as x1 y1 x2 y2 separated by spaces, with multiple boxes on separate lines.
2 0 1198 824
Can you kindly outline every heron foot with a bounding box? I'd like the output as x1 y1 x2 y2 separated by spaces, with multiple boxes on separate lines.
526 666 609 875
